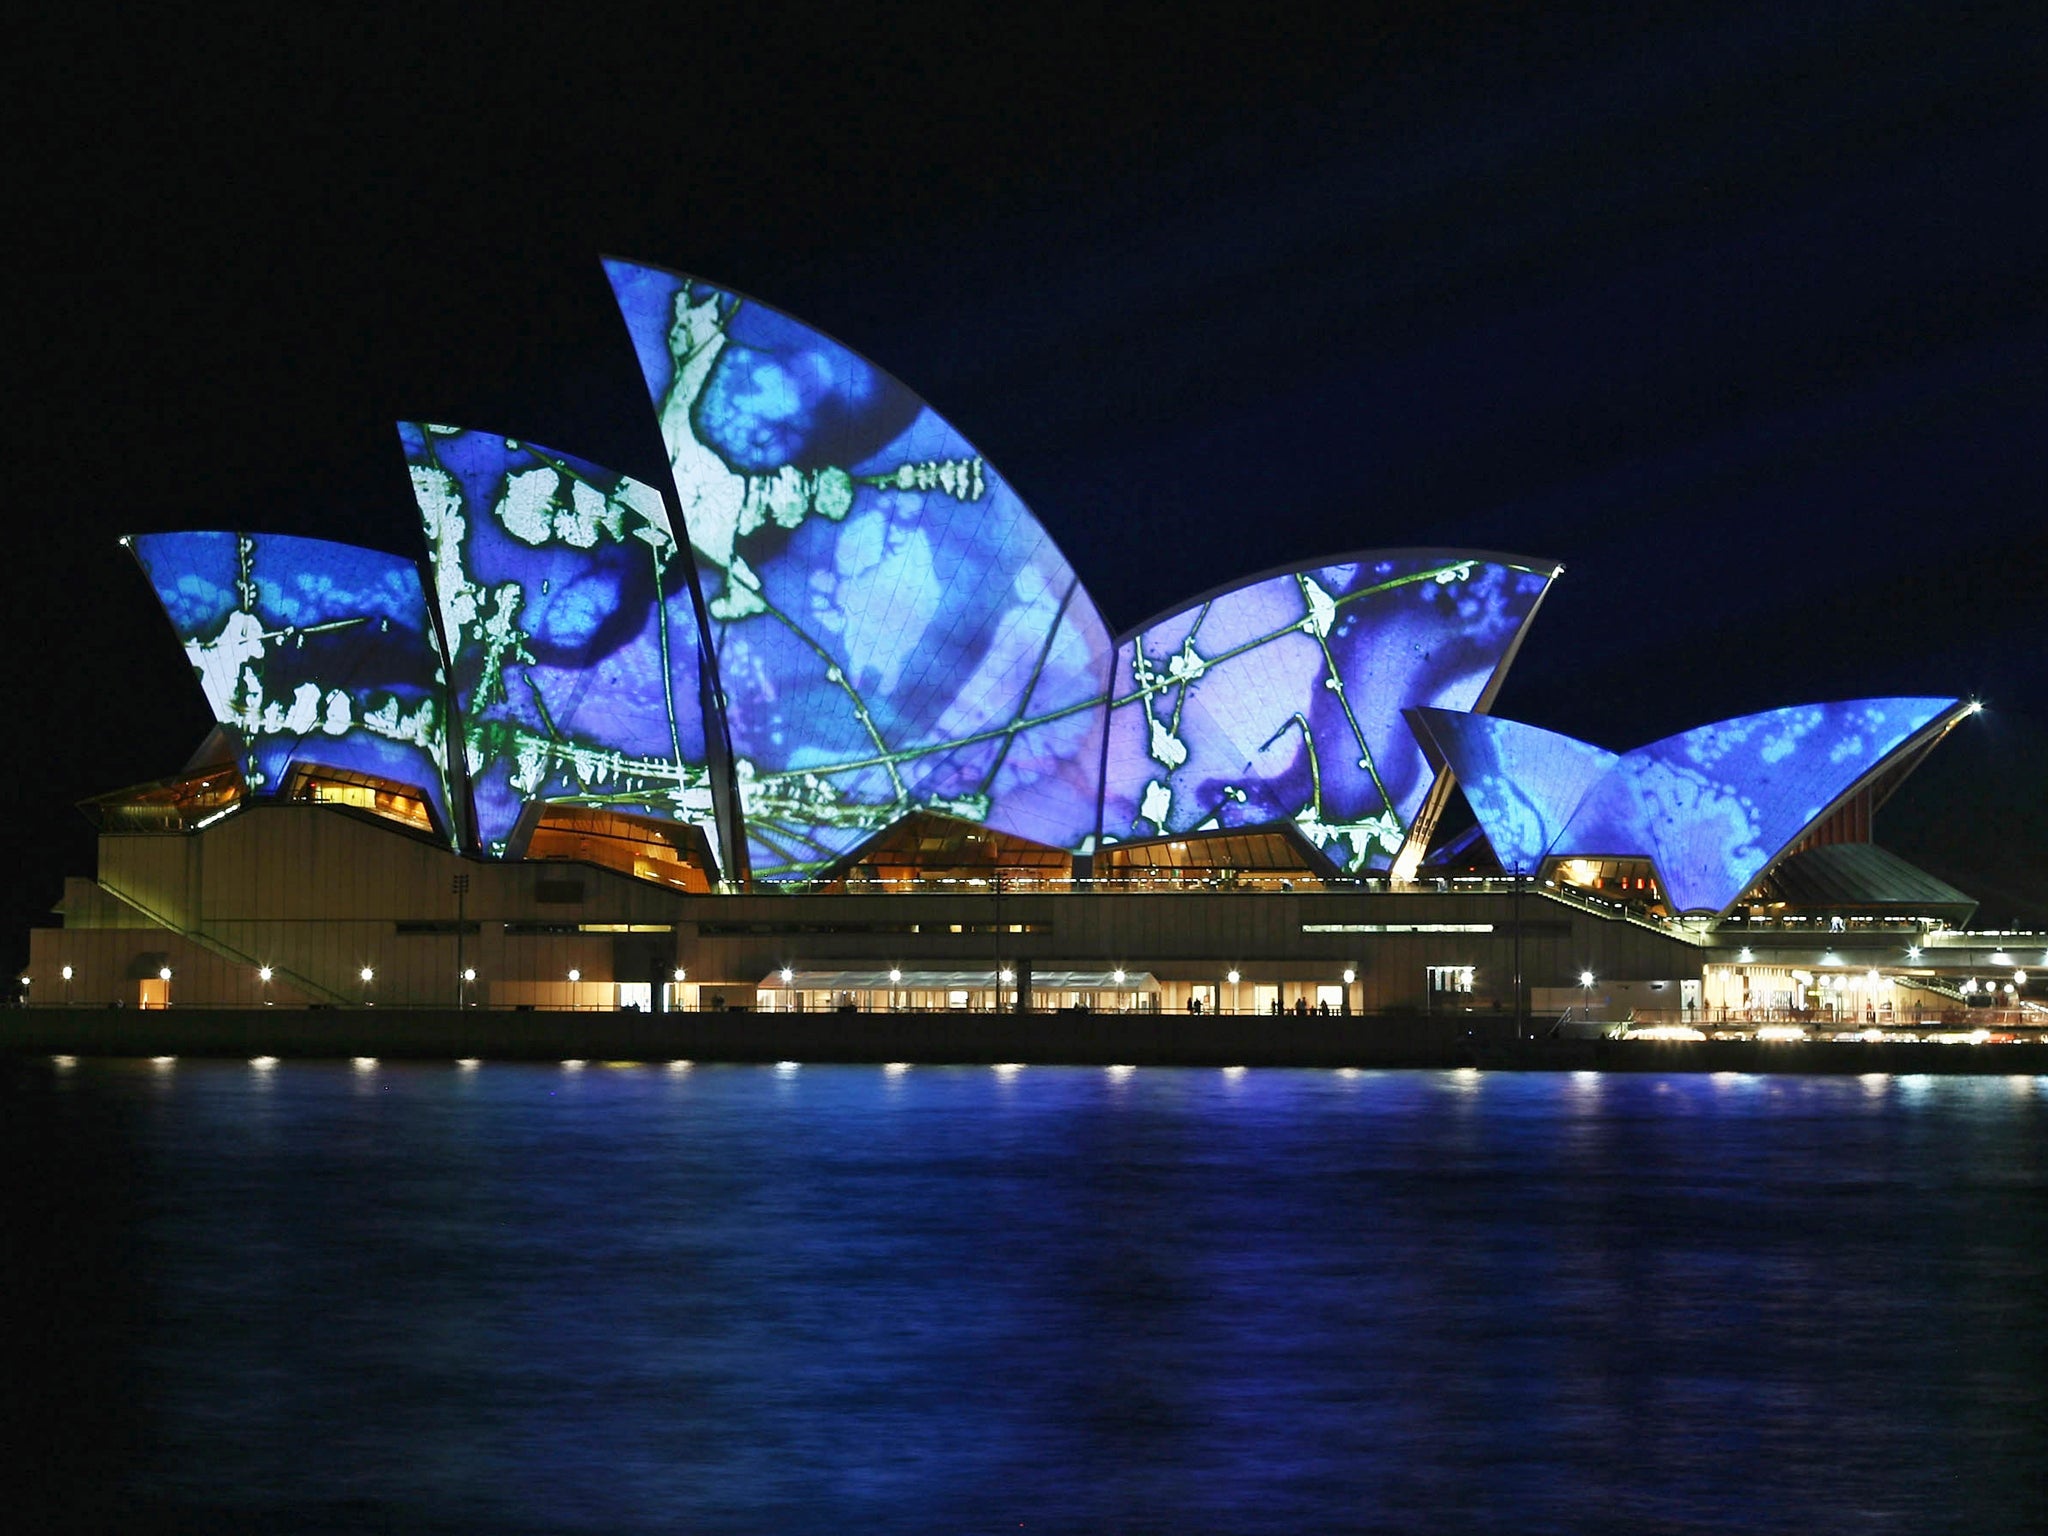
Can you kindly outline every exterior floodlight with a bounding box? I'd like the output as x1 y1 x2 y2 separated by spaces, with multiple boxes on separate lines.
888 968 902 984
360 966 375 983
673 968 686 982
999 968 1014 985
1579 971 1595 988
258 966 273 982
61 966 73 981
780 967 793 984
1112 969 1126 985
1342 968 1356 985
1226 969 1240 984
567 968 581 983
462 967 476 982
159 966 173 982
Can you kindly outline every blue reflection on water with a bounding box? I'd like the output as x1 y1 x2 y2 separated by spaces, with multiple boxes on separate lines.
13 1063 2048 1532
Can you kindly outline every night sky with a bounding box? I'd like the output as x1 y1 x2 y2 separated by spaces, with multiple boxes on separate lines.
7 5 2043 967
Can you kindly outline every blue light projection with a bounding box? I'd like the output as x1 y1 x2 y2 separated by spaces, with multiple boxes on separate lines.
1418 698 1964 913
129 531 456 841
1100 555 1556 871
1575 699 1961 913
1404 708 1617 875
400 423 716 858
605 259 1114 879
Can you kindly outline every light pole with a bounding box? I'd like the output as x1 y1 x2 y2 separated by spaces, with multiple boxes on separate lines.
991 867 1005 1014
452 871 470 1010
462 967 477 1008
359 965 375 1006
1342 966 1356 1016
1512 861 1526 1039
1579 970 1594 1021
889 966 902 1013
62 965 73 1006
159 965 173 1008
258 965 272 1007
1227 968 1240 1014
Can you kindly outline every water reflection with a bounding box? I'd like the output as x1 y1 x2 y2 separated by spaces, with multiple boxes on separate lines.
3 1061 2043 1533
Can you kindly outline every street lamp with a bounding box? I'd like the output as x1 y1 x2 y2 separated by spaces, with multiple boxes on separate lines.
359 965 374 1005
1227 969 1240 1013
159 965 173 1007
1579 970 1595 1019
61 965 73 1006
257 965 272 1007
462 967 477 1007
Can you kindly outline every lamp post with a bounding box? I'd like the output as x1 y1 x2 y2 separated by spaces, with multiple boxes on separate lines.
359 965 375 1006
62 965 73 1006
462 967 477 1008
673 967 686 1013
159 965 173 1008
1342 966 1356 1017
1512 861 1526 1039
1579 970 1595 1021
451 871 469 1010
1227 969 1240 1014
991 867 1005 1014
258 965 272 1007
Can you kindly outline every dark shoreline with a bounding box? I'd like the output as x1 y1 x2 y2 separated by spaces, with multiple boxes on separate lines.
5 1006 2046 1075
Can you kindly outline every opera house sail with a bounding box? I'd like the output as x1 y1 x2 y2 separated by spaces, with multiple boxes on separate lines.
129 530 459 844
1408 698 1972 915
1101 554 1557 874
604 259 1115 882
399 423 718 861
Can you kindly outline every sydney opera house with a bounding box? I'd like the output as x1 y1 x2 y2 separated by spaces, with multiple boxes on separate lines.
21 260 2010 1024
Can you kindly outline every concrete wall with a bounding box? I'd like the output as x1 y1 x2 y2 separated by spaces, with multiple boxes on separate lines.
25 802 1706 1011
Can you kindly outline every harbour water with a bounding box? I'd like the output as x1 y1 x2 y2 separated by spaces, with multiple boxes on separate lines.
7 1059 2046 1532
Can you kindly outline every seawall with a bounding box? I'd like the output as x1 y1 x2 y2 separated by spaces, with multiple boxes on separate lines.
4 1007 2047 1074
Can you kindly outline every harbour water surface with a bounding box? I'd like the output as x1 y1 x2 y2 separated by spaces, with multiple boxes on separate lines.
7 1060 2046 1532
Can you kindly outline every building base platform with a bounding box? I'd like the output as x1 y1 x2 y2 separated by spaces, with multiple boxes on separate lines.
5 1008 2048 1075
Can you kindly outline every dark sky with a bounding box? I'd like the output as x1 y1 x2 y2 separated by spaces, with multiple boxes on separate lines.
6 4 2043 963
